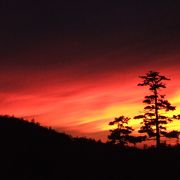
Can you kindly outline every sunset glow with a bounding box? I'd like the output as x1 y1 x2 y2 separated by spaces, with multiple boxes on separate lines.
1 50 180 142
1 1 180 143
2 2 180 180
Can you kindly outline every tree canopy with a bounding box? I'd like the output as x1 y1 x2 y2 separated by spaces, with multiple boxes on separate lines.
108 71 180 148
134 71 180 147
108 116 146 146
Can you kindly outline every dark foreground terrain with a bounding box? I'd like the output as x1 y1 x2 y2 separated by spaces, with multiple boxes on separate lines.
0 115 180 180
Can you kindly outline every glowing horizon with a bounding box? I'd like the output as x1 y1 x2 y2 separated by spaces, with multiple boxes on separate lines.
1 51 180 142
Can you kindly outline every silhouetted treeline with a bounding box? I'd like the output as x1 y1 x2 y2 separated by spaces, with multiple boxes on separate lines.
0 115 180 180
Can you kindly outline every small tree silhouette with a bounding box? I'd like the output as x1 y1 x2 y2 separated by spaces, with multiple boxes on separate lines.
134 71 180 148
108 116 146 147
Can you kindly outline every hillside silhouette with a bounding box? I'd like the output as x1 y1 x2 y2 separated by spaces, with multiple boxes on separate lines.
0 115 180 180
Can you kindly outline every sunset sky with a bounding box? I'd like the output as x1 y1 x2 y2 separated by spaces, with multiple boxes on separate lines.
1 1 180 141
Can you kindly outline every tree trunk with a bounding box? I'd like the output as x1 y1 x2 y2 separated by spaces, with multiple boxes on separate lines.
154 90 160 148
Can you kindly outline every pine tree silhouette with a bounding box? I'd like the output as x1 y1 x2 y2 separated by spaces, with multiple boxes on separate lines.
134 71 180 148
108 116 146 146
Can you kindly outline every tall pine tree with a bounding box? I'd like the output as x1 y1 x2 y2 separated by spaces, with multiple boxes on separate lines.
134 71 180 148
